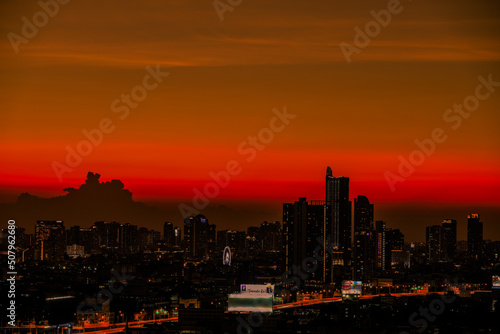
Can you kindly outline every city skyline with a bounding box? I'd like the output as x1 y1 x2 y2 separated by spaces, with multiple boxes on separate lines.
1 1 499 245
1 1 500 332
1 168 497 244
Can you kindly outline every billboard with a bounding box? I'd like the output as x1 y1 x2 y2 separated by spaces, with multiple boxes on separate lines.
493 276 500 289
341 281 362 296
228 293 273 313
240 284 274 294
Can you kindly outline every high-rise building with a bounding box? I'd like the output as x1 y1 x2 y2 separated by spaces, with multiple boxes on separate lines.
119 223 138 254
283 197 325 286
426 225 441 262
353 195 375 281
375 221 404 270
184 214 216 260
80 228 96 254
35 220 65 261
92 221 120 249
137 227 152 249
208 224 217 259
467 214 483 260
387 229 404 253
354 195 374 231
66 225 81 246
441 219 457 261
375 221 388 269
260 221 282 251
353 230 375 281
164 222 176 247
325 167 352 265
174 227 182 247
246 226 260 257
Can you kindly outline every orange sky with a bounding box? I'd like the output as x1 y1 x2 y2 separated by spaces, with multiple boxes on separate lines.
0 0 499 240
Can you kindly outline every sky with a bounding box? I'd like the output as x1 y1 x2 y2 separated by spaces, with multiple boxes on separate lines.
0 0 499 241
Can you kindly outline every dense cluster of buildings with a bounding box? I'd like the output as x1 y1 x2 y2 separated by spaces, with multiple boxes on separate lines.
425 214 486 263
3 167 495 286
1 166 499 332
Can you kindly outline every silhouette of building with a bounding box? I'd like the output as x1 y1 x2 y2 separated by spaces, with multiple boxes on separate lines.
441 219 457 261
138 227 158 250
283 197 325 286
245 227 260 258
184 214 216 260
92 221 120 249
79 228 96 254
467 214 483 260
164 222 180 247
325 167 352 267
375 221 404 269
426 225 441 262
375 221 388 269
353 195 375 281
66 225 81 246
174 226 182 247
119 223 138 254
387 229 404 254
354 195 374 231
35 220 65 261
260 221 282 251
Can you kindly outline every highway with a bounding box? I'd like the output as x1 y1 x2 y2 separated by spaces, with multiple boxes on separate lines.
4 290 490 333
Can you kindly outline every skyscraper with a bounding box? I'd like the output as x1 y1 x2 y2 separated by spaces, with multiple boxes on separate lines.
119 223 138 254
283 197 325 286
353 230 375 281
174 226 182 247
387 229 404 253
35 220 65 261
260 221 282 251
375 221 388 269
66 225 81 246
375 221 404 270
353 195 375 281
325 166 352 265
92 221 120 249
426 225 441 262
184 214 216 260
354 195 374 231
441 219 457 262
467 214 483 260
164 222 176 247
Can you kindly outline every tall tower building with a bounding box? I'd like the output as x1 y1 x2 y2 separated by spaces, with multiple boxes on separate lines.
426 225 442 262
353 195 375 281
119 223 138 254
174 227 182 247
92 221 120 249
164 222 176 247
441 219 457 262
467 214 483 260
354 195 374 231
375 221 387 269
260 221 282 251
283 197 325 286
325 166 352 265
35 220 65 261
375 221 404 270
184 214 216 260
